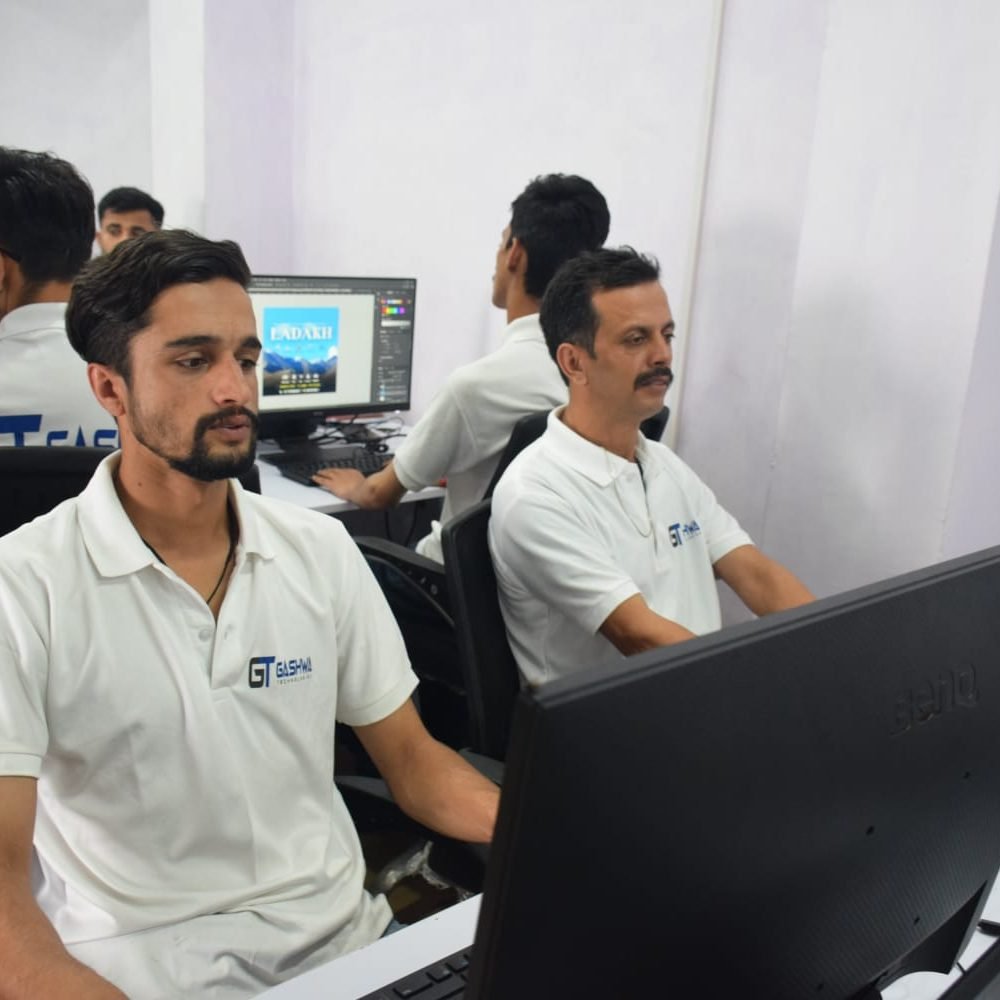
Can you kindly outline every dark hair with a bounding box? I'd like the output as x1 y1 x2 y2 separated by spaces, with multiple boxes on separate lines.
509 174 610 298
98 186 165 226
540 246 660 370
66 228 251 378
0 146 95 286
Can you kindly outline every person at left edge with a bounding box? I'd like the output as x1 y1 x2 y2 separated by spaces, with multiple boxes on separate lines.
0 229 498 1000
0 146 118 448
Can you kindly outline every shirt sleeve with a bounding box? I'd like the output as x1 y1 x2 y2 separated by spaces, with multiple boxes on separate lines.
392 377 475 492
327 525 419 727
0 571 50 777
671 457 753 564
490 479 641 637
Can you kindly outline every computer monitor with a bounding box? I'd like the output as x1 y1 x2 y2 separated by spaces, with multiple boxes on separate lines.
248 274 416 443
465 545 1000 999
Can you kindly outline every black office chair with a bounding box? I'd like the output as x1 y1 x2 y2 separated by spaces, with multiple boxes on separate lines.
353 405 670 747
440 498 520 761
352 408 553 748
0 446 263 538
481 409 550 498
0 446 112 536
640 405 670 442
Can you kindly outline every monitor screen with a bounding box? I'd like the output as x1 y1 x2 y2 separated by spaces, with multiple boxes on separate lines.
466 545 1000 999
248 274 416 441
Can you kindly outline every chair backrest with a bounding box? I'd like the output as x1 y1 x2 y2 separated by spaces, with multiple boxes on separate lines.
441 498 521 760
483 410 550 499
0 447 262 537
0 446 111 537
640 405 670 442
484 405 670 501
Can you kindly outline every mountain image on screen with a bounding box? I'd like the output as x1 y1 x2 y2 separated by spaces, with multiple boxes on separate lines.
261 306 340 396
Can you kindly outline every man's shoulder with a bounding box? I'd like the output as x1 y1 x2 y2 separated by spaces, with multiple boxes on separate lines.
0 303 69 342
239 488 353 551
446 326 556 396
491 434 566 511
0 497 83 585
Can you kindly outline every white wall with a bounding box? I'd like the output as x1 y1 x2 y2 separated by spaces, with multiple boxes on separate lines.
202 0 295 272
681 0 1000 613
0 0 152 215
941 193 1000 560
286 0 718 418
8 0 1000 604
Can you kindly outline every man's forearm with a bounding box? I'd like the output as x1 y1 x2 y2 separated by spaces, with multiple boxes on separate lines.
599 594 697 656
386 741 499 844
0 891 126 1000
736 561 814 617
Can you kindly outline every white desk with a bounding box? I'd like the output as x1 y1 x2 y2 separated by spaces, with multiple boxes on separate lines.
257 896 480 999
255 895 997 1000
256 455 444 515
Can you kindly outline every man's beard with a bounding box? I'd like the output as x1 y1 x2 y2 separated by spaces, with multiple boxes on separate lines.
132 405 259 482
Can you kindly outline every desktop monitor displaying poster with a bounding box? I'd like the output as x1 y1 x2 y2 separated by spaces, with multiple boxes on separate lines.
248 274 416 443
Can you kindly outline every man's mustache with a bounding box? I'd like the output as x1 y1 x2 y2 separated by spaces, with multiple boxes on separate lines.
193 406 260 438
634 366 674 390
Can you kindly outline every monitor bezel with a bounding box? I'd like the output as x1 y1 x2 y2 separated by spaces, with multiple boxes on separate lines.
468 545 1000 999
249 273 417 441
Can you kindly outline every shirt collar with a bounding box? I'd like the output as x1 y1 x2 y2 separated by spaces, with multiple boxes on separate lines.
78 452 275 579
0 302 68 343
503 313 545 344
542 406 653 487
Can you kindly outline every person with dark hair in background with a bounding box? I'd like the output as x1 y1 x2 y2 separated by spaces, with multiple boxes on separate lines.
489 247 814 687
0 229 497 999
94 185 164 255
313 172 610 563
0 146 118 447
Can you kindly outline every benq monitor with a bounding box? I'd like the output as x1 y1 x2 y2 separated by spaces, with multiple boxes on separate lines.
465 545 1000 999
248 274 416 443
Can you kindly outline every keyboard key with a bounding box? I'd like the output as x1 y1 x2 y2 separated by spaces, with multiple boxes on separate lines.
356 949 470 1000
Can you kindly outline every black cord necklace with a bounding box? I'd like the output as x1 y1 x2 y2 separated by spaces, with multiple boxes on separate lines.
142 502 238 606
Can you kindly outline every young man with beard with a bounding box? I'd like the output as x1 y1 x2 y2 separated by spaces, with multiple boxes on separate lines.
489 247 814 688
0 229 497 999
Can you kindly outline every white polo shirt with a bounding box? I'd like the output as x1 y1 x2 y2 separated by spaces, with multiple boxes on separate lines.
489 409 753 687
393 313 566 563
0 302 119 447
0 454 418 998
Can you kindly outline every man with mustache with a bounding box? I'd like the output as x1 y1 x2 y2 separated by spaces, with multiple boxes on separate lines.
0 230 498 998
489 247 813 687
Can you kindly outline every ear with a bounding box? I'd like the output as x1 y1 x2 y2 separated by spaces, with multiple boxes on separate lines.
506 236 526 275
556 342 589 385
87 363 128 419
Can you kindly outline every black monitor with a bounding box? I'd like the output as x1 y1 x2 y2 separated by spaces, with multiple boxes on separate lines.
465 545 1000 999
248 274 416 444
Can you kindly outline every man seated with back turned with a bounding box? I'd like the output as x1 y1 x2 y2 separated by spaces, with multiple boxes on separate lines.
0 230 498 999
313 173 609 564
0 146 118 448
94 185 164 255
489 247 814 687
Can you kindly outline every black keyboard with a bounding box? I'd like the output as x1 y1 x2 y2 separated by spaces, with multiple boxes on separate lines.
260 445 390 487
357 948 472 999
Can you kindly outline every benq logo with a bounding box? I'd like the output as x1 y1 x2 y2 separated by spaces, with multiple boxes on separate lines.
890 664 980 736
248 654 314 689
